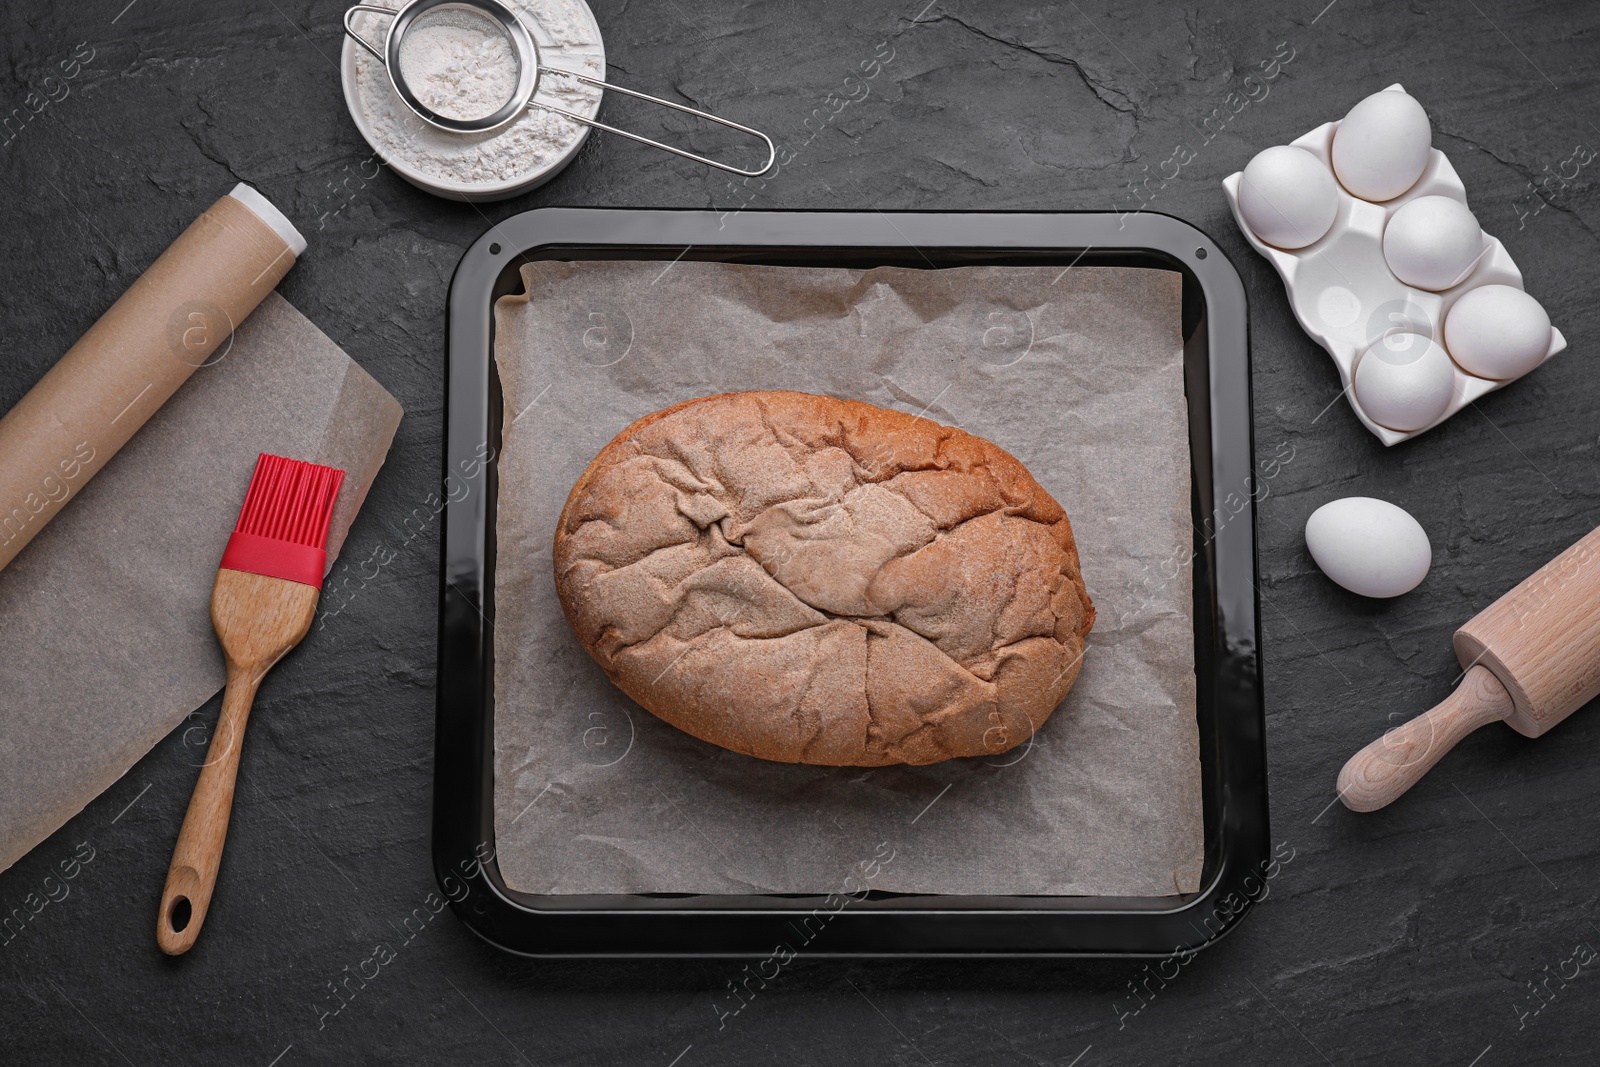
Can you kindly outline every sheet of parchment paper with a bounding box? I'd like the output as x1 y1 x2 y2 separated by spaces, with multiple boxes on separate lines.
493 261 1200 895
0 293 403 873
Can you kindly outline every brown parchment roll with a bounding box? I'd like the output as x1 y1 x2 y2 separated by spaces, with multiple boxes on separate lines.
0 186 303 572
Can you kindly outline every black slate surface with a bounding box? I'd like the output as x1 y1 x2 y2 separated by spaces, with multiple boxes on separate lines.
2 0 1598 1064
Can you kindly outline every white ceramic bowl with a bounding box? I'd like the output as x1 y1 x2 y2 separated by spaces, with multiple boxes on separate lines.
341 0 605 202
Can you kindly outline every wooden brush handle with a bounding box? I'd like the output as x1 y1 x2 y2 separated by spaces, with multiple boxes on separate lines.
1338 665 1513 812
157 664 261 955
157 567 319 955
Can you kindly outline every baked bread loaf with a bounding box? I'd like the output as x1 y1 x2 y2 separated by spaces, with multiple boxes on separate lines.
552 390 1095 766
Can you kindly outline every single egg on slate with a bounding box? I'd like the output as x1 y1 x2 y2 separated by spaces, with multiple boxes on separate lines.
1331 89 1432 202
1238 145 1340 249
1444 284 1552 380
1353 332 1456 431
1383 195 1484 291
1305 497 1432 598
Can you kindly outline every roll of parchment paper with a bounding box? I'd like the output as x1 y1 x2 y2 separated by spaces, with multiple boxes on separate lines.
0 184 307 573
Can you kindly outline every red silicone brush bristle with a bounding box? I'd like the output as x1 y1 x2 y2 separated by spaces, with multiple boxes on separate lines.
218 454 345 588
234 454 344 548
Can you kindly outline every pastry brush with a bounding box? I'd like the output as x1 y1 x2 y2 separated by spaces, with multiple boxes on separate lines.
157 453 344 955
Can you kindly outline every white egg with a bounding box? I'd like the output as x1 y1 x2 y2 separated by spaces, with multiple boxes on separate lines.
1238 146 1340 249
1382 195 1484 291
1331 89 1432 202
1305 497 1432 598
1353 332 1456 431
1444 284 1552 380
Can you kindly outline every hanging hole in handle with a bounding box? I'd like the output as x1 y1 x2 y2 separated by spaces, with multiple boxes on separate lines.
489 242 501 255
1196 247 1208 260
168 896 192 932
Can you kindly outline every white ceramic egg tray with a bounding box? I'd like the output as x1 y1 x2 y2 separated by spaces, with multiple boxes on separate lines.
1222 84 1566 446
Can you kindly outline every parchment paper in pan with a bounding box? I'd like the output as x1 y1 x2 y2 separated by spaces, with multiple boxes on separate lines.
0 294 402 873
492 261 1201 895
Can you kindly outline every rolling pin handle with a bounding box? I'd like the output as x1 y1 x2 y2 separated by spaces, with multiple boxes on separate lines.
1338 665 1513 812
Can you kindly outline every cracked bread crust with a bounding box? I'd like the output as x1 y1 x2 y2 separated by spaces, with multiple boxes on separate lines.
552 390 1095 766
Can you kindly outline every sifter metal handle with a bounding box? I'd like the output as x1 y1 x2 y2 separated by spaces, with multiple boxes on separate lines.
535 68 775 178
343 3 394 61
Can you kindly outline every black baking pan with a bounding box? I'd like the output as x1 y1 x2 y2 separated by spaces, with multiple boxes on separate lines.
435 208 1266 957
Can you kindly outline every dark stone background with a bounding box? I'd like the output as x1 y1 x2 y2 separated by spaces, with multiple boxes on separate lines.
2 0 1597 1063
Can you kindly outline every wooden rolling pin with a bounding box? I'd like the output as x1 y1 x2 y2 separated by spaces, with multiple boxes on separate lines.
1339 524 1600 812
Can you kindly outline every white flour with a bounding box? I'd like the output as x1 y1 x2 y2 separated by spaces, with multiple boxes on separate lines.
350 0 603 190
396 9 519 122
